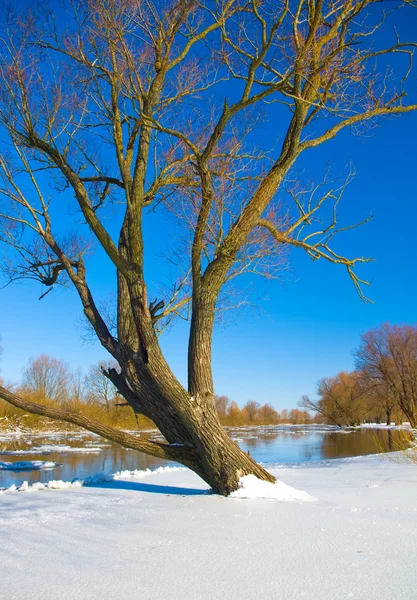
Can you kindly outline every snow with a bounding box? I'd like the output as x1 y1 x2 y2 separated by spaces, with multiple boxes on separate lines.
358 422 414 430
0 466 309 499
0 460 59 471
3 479 83 493
0 465 188 494
1 453 417 599
230 474 315 501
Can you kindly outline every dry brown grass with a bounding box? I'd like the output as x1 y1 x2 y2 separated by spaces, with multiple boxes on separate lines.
371 428 417 464
0 394 154 433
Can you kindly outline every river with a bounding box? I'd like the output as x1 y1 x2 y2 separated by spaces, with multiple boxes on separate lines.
0 424 411 489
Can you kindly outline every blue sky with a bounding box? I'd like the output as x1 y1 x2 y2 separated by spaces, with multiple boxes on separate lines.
0 4 416 410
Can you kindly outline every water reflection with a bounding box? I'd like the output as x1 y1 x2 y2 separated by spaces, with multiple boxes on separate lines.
0 426 411 488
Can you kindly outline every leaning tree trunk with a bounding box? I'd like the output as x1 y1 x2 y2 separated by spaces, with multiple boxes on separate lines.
0 282 276 494
0 381 275 495
0 281 276 495
0 236 277 495
107 351 276 495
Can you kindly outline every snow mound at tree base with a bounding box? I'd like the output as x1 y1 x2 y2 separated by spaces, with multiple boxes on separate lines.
230 474 315 501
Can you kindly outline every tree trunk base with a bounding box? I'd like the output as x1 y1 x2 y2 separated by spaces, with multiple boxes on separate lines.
188 422 276 495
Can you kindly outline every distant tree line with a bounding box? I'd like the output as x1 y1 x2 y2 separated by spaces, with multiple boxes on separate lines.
6 323 414 432
0 354 149 430
215 396 318 426
0 353 317 429
300 323 417 428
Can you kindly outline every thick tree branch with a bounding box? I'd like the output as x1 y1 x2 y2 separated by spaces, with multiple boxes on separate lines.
300 104 417 151
0 384 194 464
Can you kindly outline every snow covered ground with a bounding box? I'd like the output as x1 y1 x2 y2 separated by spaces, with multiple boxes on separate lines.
1 453 417 600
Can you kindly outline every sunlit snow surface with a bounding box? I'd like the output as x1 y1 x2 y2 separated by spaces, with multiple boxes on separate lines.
1 454 417 600
230 474 315 501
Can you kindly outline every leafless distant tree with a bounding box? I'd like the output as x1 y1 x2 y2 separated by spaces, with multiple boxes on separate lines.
258 403 279 423
244 400 261 422
0 1 416 493
227 400 242 423
214 394 230 420
280 409 289 424
69 369 86 402
354 372 399 426
23 354 70 402
356 323 417 428
289 408 311 424
85 360 120 411
300 371 370 426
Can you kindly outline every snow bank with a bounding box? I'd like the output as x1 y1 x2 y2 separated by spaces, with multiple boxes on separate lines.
230 474 315 501
4 479 84 493
110 465 185 480
0 465 187 495
0 460 59 471
0 465 314 501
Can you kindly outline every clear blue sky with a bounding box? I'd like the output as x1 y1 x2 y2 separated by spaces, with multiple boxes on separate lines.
0 4 416 410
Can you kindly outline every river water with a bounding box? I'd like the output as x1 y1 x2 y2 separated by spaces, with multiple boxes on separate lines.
0 425 411 489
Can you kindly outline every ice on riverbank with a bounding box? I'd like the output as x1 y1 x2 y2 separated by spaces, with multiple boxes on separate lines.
0 460 59 471
0 444 104 455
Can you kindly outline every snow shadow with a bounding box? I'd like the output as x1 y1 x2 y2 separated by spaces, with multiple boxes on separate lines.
88 480 211 496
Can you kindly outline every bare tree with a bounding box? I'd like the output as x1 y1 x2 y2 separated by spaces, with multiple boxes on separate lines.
214 394 230 420
244 400 260 422
70 369 86 402
0 0 416 493
355 323 417 428
22 354 70 402
226 400 242 423
280 409 289 424
258 403 279 424
300 371 370 426
357 376 398 426
288 408 311 424
85 360 120 411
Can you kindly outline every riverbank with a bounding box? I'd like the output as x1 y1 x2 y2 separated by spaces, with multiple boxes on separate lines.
1 452 417 600
1 424 412 490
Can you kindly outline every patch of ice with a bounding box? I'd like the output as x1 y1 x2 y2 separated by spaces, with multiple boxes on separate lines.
0 444 103 455
0 460 59 471
229 474 315 502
